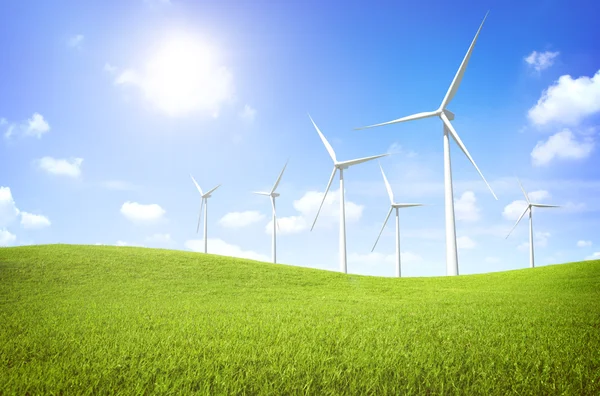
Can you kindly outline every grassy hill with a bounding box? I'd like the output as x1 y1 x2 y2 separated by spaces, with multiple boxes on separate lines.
1 244 599 395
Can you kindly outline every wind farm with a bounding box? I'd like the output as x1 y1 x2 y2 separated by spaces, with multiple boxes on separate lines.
1 1 598 394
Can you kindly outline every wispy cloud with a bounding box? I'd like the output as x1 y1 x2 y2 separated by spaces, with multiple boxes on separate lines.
185 238 269 262
120 202 166 224
239 104 256 122
577 240 592 248
36 157 83 178
524 50 559 72
4 113 50 139
219 211 265 228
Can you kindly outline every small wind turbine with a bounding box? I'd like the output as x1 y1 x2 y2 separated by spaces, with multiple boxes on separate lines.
190 174 221 254
253 160 288 264
309 114 389 274
505 178 560 268
355 11 497 276
372 163 424 278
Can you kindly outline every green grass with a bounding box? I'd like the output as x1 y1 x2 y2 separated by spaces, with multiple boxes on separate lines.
1 244 599 395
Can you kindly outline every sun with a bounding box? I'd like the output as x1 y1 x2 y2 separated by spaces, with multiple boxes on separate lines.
140 33 233 117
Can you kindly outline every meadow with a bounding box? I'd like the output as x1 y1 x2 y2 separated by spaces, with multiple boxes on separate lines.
1 244 599 395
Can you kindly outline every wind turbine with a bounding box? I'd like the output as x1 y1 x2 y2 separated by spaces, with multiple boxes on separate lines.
355 11 497 276
190 174 221 254
505 178 559 268
372 164 424 278
253 160 288 264
309 114 389 274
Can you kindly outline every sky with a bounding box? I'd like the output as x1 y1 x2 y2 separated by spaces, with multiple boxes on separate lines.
1 0 599 277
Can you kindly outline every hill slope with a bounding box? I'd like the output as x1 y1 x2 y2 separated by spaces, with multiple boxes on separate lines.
1 244 599 394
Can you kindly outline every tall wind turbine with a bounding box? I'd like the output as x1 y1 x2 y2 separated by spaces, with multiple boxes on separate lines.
355 12 497 276
505 178 559 268
190 174 221 254
309 114 389 274
372 164 424 278
253 160 288 264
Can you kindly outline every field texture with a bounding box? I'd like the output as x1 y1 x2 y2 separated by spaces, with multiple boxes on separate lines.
1 244 599 394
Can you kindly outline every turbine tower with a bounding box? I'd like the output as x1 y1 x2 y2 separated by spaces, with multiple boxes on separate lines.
372 163 424 278
505 178 560 268
309 114 389 274
355 12 497 276
253 160 288 264
190 174 221 254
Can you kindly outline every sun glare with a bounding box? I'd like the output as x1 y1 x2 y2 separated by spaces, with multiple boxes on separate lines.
141 33 233 117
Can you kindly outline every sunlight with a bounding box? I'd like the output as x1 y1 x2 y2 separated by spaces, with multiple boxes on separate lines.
140 33 233 117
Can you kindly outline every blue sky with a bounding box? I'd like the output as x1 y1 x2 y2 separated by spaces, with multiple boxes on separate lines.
1 0 599 276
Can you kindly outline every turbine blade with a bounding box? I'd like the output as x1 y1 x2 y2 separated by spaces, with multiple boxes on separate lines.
379 162 394 204
204 184 221 197
309 114 337 163
271 160 288 193
196 198 204 234
311 167 337 231
395 203 424 208
531 204 560 208
339 153 389 168
252 191 271 196
506 205 530 239
441 113 497 200
517 177 530 204
372 207 394 252
190 174 203 195
440 11 489 109
354 111 438 130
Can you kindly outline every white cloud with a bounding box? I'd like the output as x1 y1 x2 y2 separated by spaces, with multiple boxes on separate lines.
293 189 363 228
454 191 480 222
518 232 551 250
67 34 84 49
577 240 592 248
145 233 173 246
25 113 50 137
503 200 528 221
585 252 600 261
531 129 594 166
0 187 20 228
348 251 422 266
36 157 83 178
120 201 166 223
239 104 256 122
528 190 551 202
0 229 17 246
185 238 269 262
20 212 51 229
219 211 265 228
457 236 476 249
524 50 559 72
3 113 50 139
265 216 308 235
528 70 600 126
113 33 234 117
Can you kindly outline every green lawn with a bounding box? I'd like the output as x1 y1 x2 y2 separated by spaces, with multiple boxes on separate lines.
1 244 599 395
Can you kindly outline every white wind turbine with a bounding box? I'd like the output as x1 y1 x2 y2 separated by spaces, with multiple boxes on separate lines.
190 174 221 254
253 160 288 264
505 178 560 268
309 114 389 274
355 11 497 276
372 164 424 278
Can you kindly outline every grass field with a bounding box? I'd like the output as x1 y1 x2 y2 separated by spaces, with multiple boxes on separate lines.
1 244 599 394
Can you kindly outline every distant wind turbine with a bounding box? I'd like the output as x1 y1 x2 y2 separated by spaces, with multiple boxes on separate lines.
190 174 221 254
372 163 424 278
505 178 560 268
253 160 288 264
355 11 497 276
309 114 389 274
